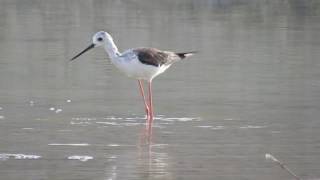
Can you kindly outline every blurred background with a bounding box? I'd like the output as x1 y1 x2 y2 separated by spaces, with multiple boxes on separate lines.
0 0 320 179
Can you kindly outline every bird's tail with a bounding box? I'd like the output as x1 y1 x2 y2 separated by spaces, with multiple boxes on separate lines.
176 51 197 59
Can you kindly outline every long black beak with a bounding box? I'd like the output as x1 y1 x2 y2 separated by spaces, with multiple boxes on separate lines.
70 43 95 61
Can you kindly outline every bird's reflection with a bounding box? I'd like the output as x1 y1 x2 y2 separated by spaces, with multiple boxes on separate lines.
104 127 171 180
138 128 171 179
139 125 153 145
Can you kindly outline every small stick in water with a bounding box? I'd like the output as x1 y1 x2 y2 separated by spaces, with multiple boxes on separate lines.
265 153 302 180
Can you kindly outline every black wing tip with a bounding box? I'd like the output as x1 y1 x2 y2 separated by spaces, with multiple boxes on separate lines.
176 51 198 59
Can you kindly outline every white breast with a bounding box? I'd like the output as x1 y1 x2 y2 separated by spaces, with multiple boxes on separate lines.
110 50 169 81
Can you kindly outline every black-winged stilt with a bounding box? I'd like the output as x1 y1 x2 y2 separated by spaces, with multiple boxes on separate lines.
71 31 195 133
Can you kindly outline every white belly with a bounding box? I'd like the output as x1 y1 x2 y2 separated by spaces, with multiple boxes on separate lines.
111 56 171 81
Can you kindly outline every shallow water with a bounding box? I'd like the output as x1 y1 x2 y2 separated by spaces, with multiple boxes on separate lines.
1 0 320 179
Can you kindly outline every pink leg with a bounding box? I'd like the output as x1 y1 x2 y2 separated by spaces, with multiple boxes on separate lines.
147 80 154 134
138 80 150 124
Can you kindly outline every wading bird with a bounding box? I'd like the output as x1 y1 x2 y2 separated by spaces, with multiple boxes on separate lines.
71 31 195 133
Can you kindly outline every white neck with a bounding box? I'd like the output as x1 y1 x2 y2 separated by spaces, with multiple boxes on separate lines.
104 38 121 59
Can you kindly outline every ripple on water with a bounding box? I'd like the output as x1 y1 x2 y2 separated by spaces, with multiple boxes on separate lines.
21 128 34 130
29 101 34 106
196 125 212 128
48 143 90 146
67 155 93 162
239 125 267 129
212 126 225 130
158 117 200 122
0 153 41 161
57 129 73 132
196 125 225 130
124 117 139 120
70 121 91 125
124 119 137 122
70 116 199 129
196 125 266 130
72 117 97 121
106 155 117 159
107 144 120 147
95 122 121 126
104 116 122 120
151 144 169 148
122 122 141 126
70 117 96 126
224 118 241 121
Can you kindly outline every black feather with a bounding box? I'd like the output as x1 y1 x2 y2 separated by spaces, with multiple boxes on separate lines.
176 51 197 59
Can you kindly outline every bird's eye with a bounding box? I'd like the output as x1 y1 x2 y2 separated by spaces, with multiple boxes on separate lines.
97 37 103 41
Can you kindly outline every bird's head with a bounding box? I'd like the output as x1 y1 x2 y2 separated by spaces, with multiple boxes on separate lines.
70 31 113 61
92 31 113 47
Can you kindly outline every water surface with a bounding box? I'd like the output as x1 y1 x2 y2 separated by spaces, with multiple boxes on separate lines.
0 0 320 179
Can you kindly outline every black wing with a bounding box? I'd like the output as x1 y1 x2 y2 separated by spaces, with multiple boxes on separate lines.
134 48 170 67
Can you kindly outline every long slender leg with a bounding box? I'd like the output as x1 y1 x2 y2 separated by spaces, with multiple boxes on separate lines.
138 80 150 123
147 80 154 134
